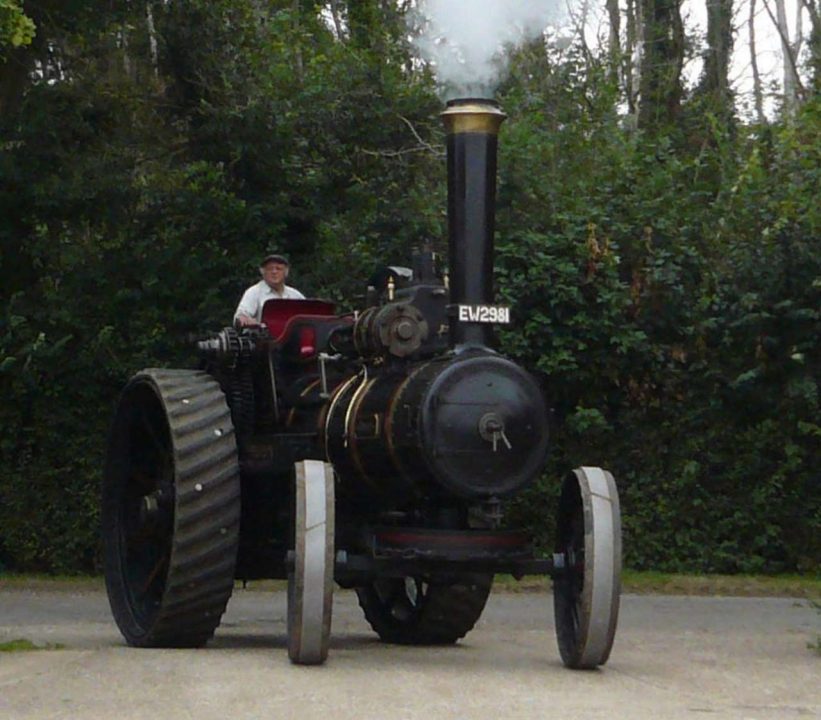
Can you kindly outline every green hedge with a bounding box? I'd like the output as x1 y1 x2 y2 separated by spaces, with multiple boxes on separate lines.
0 5 818 574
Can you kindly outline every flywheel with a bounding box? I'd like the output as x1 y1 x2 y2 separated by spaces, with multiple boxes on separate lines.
103 369 241 647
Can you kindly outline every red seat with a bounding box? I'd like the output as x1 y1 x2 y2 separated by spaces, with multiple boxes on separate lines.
260 299 336 342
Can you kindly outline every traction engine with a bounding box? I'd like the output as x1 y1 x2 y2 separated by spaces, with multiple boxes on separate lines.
102 99 622 667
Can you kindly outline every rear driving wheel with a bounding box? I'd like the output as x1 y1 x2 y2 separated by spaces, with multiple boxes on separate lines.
103 369 241 647
553 466 621 668
356 574 492 645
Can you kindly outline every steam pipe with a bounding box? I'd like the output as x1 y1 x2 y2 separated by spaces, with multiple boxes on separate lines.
441 98 507 349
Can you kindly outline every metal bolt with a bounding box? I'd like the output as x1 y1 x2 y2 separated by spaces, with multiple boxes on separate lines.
395 319 415 340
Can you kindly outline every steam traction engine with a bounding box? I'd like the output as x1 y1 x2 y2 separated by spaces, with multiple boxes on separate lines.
102 99 622 667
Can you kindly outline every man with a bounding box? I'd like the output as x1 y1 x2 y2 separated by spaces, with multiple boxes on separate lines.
234 253 305 327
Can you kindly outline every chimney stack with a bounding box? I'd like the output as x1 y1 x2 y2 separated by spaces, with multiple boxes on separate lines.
441 98 507 349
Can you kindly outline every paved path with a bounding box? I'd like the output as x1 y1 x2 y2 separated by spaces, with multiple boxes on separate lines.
0 588 818 720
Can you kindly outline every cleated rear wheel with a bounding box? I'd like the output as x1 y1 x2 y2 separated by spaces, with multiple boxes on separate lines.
356 574 492 645
103 369 241 647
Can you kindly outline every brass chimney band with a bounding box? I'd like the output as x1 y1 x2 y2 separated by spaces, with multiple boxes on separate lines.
441 101 507 135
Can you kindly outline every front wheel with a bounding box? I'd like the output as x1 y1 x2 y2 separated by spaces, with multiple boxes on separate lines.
287 460 335 665
553 466 621 669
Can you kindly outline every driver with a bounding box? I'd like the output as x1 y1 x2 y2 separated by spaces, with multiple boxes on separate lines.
234 253 305 327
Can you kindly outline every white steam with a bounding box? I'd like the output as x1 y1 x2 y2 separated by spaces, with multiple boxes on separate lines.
412 0 562 99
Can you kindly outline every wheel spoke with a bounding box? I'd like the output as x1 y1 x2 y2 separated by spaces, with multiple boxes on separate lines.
389 582 411 609
570 592 581 635
406 577 427 608
374 579 415 621
140 553 169 595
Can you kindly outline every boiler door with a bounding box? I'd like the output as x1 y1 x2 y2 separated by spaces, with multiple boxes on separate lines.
418 354 549 498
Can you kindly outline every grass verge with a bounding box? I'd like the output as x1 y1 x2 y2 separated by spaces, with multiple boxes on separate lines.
0 574 104 592
1 572 818 598
492 570 821 598
0 639 65 652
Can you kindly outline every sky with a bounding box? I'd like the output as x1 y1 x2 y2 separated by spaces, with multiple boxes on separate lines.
319 0 812 118
572 0 808 118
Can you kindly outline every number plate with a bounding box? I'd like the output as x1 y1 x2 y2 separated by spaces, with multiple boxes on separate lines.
456 304 511 324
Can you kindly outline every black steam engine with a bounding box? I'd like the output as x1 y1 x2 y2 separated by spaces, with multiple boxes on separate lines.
103 99 622 667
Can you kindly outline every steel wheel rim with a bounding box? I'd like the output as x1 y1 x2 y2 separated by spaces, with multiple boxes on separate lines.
553 467 621 668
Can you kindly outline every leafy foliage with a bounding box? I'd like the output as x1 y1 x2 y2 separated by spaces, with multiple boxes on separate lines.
0 3 818 574
0 0 34 50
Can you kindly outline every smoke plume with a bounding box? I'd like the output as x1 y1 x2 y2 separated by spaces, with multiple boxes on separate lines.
412 0 562 99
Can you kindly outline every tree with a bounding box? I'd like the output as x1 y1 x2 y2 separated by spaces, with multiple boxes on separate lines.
606 0 621 85
749 0 767 124
1 0 819 575
696 0 734 122
801 0 821 94
637 0 685 131
625 0 642 119
765 0 805 113
0 0 34 50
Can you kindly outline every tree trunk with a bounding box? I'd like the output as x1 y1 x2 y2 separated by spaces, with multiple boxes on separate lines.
625 0 641 120
749 0 766 123
568 0 594 68
774 0 800 113
120 26 132 79
606 0 622 86
805 0 821 95
638 0 685 131
697 0 733 116
328 0 346 40
146 2 159 79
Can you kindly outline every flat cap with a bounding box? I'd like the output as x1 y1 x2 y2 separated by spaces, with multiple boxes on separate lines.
260 253 289 267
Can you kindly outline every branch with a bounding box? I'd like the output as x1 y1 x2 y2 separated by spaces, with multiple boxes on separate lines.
795 0 805 58
397 114 440 155
358 146 444 159
801 0 820 25
327 0 346 41
761 0 807 99
749 0 766 123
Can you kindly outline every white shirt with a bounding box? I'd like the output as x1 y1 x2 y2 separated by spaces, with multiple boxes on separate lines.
234 280 306 322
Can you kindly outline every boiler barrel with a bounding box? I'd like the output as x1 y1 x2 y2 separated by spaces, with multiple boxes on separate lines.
323 353 549 507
